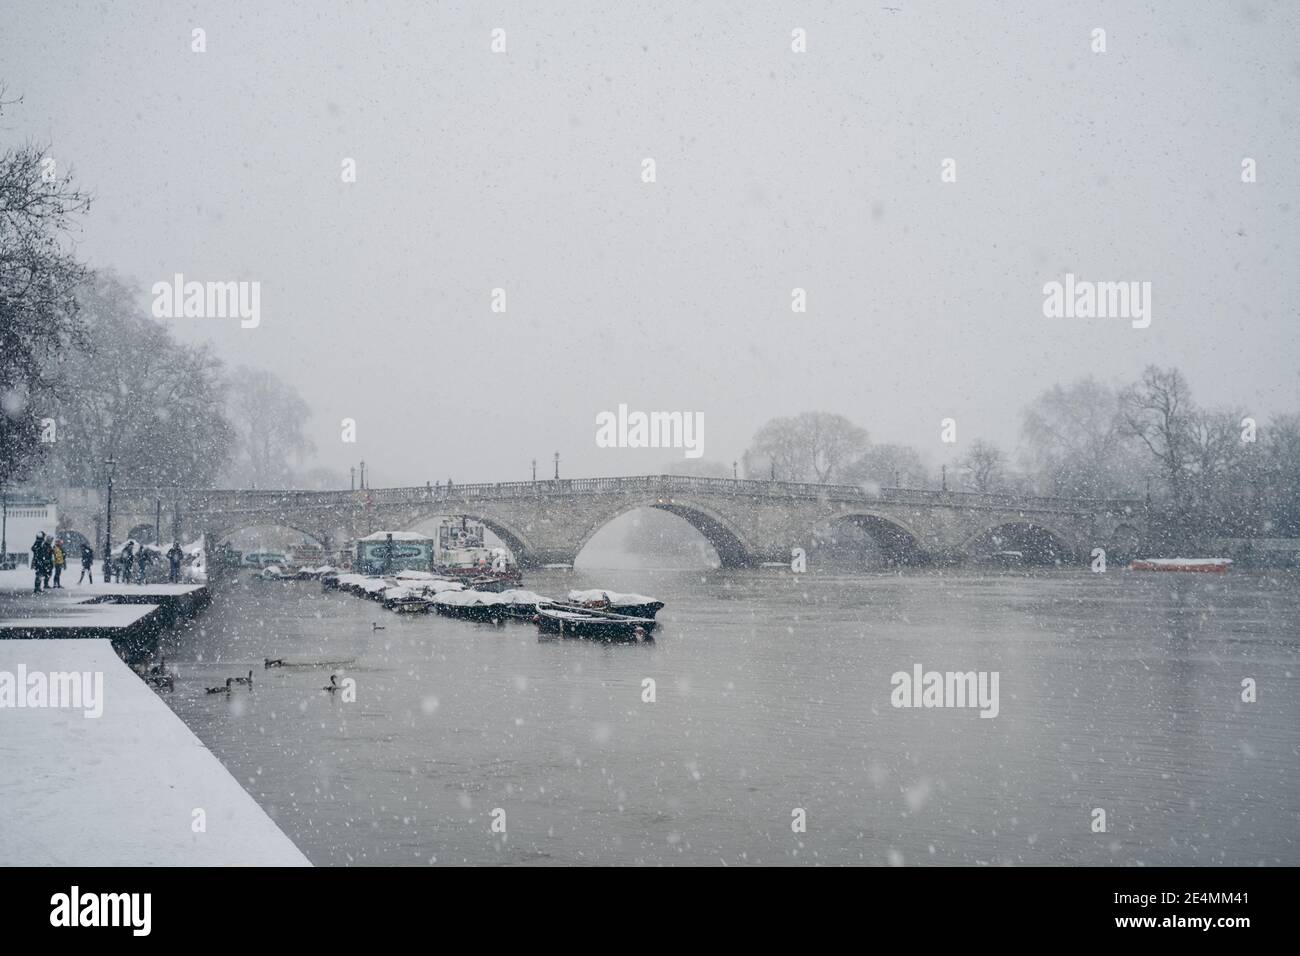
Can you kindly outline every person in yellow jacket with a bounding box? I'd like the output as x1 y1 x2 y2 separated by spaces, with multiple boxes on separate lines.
52 539 67 589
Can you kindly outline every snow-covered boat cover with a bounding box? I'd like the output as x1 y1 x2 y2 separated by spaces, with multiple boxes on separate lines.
496 589 550 605
435 589 506 606
413 579 464 594
567 589 659 606
382 585 425 601
395 569 437 580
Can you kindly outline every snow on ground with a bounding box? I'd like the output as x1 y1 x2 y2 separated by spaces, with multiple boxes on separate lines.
0 569 207 632
0 568 203 596
0 639 310 866
0 601 156 631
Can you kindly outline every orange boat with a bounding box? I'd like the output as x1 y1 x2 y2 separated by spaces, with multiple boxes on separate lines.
1129 558 1232 573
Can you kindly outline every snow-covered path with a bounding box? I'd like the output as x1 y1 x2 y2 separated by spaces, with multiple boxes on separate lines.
0 639 310 866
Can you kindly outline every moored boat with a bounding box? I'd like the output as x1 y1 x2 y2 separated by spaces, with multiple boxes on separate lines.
536 606 655 642
563 589 665 620
381 585 434 613
494 589 552 620
432 589 510 623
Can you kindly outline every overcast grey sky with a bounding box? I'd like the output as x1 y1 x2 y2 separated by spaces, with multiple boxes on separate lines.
3 0 1297 486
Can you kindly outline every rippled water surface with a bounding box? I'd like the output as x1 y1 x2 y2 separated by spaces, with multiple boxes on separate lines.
162 567 1300 865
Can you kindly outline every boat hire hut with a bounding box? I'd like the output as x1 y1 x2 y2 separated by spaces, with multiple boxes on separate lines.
356 531 434 575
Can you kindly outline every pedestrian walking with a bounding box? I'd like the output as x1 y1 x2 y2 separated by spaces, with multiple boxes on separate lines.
51 539 66 588
137 545 152 584
167 542 183 583
78 543 95 584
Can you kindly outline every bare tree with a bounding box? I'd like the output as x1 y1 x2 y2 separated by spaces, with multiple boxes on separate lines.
1118 366 1195 505
957 439 1007 492
51 272 235 489
843 442 930 490
1020 377 1142 498
742 412 868 484
0 88 91 483
224 366 316 488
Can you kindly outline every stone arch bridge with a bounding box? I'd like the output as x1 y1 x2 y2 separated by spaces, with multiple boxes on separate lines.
59 476 1147 569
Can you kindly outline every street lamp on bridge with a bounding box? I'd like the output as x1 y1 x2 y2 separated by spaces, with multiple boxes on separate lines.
553 452 560 480
733 461 738 479
531 459 537 482
102 457 117 582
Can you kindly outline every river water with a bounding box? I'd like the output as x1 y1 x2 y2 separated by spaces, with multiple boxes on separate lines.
160 565 1300 866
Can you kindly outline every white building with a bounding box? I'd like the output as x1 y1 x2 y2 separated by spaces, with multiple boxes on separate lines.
1 495 58 567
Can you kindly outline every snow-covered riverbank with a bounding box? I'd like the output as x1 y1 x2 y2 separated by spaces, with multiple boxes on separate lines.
0 638 310 865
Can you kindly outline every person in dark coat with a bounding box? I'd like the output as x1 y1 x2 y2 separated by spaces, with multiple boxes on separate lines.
39 534 52 590
31 532 48 593
167 543 184 583
121 540 135 583
79 543 95 584
136 545 152 584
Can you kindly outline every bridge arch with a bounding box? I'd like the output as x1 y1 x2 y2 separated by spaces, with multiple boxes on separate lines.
1108 523 1142 561
574 497 756 568
960 519 1082 565
207 522 329 550
820 511 927 565
398 507 540 567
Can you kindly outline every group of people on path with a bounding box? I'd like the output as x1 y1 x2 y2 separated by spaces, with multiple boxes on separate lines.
29 531 73 592
31 531 186 592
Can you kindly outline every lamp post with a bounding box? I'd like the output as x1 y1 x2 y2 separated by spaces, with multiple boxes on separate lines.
1 486 8 566
350 466 356 491
732 461 738 479
360 460 367 490
155 492 162 547
553 452 560 480
102 457 117 582
531 459 537 482
941 465 948 492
